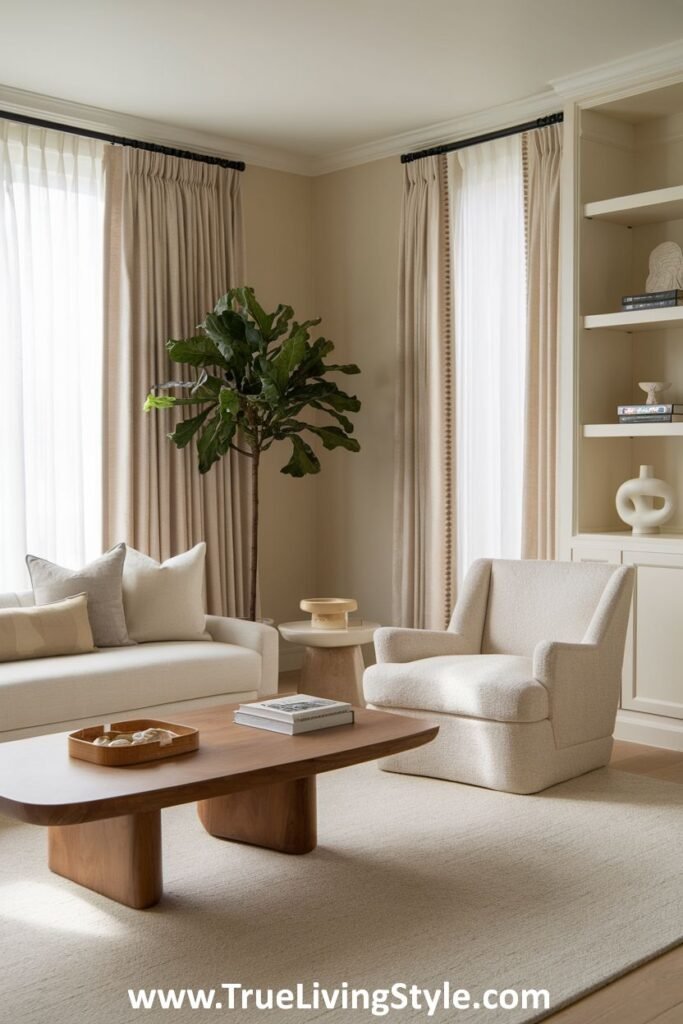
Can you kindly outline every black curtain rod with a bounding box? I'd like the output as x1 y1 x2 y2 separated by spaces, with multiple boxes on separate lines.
400 111 564 164
0 108 246 171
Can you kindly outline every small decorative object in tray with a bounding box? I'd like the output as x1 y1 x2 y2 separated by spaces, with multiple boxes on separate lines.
68 719 199 766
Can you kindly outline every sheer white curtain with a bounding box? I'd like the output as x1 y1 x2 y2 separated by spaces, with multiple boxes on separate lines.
0 122 104 591
449 137 527 583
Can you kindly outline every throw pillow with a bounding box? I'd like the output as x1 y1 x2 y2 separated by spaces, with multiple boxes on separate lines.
26 543 131 647
123 542 209 643
0 593 95 662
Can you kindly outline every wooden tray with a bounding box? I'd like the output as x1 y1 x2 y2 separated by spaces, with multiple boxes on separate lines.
68 719 199 767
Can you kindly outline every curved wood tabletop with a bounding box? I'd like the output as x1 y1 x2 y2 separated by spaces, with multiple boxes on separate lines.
0 704 438 826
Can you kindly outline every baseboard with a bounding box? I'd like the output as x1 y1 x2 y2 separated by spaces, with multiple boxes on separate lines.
279 644 303 673
614 709 683 751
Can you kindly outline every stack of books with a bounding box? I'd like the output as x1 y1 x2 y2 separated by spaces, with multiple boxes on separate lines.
618 404 683 424
234 694 354 734
621 289 683 311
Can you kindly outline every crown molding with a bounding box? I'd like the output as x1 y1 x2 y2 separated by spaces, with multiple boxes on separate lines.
4 38 683 181
550 38 683 103
0 83 315 176
310 90 561 176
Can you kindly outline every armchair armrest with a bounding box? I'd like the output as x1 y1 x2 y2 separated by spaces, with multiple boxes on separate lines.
374 627 478 664
533 639 616 748
205 616 279 698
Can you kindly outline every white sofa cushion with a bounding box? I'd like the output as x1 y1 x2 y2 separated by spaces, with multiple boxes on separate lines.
363 654 549 723
0 641 260 733
123 543 209 643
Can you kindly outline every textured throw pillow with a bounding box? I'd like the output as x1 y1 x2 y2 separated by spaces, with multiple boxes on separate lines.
0 593 95 662
26 544 131 648
123 542 209 643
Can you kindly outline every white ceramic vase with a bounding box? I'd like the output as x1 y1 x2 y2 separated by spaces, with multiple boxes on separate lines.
615 465 675 536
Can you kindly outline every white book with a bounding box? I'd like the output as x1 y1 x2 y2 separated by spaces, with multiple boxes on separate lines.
234 710 354 735
238 694 353 722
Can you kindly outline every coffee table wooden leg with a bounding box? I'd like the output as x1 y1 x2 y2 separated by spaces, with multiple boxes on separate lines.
301 644 366 705
197 776 317 854
48 810 162 909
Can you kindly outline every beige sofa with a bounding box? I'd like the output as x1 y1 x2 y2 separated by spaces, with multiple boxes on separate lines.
0 591 278 741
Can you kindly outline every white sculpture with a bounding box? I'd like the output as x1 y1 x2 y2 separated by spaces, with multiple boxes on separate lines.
616 465 675 536
639 381 672 405
646 241 683 292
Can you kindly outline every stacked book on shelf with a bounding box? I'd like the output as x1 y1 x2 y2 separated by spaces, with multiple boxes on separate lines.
621 289 683 311
618 404 683 424
234 694 354 734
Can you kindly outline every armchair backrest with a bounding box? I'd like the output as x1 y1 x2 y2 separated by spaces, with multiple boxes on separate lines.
451 559 622 658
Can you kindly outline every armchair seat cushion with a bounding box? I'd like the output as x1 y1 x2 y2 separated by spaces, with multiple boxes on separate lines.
364 654 549 723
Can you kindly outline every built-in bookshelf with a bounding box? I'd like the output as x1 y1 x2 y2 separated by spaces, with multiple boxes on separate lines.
563 79 683 745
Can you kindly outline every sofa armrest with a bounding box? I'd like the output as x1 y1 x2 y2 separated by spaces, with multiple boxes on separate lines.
205 616 279 698
374 627 478 664
533 640 618 748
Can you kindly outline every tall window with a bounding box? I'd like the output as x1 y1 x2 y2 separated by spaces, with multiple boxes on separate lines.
0 123 104 590
450 137 527 581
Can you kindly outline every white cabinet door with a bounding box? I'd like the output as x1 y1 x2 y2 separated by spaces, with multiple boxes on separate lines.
621 550 683 721
570 543 621 565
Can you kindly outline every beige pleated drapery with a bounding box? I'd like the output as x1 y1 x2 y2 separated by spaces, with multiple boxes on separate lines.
102 146 251 616
393 155 456 630
522 124 562 560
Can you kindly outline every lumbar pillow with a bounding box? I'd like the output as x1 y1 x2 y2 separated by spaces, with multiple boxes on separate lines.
123 542 208 642
26 544 131 647
0 593 95 662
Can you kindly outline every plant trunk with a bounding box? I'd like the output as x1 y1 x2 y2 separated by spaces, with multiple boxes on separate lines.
249 449 260 621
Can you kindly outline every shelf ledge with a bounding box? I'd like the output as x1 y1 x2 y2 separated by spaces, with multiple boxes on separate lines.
583 307 683 332
584 185 683 226
583 423 683 437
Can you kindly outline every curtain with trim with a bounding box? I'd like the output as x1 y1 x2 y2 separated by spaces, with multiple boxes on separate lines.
102 146 251 616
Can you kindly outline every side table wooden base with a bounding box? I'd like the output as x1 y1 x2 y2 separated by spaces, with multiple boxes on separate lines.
48 810 162 909
197 776 317 854
301 644 365 706
278 620 380 705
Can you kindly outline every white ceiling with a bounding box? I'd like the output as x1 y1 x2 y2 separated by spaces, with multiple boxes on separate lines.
1 0 683 164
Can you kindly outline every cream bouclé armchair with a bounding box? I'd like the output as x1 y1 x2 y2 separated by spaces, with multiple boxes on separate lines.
363 558 635 794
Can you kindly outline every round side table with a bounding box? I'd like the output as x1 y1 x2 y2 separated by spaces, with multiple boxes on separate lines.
278 620 380 706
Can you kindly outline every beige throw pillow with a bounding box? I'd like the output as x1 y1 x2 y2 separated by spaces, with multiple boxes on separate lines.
0 594 95 662
123 542 209 643
26 544 131 648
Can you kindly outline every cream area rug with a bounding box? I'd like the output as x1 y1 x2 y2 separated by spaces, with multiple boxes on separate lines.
0 762 681 1024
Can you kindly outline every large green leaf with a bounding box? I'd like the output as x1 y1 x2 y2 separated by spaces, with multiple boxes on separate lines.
306 425 361 452
196 413 236 474
219 387 240 418
281 435 320 477
168 407 213 449
272 333 307 390
144 393 176 411
166 336 227 369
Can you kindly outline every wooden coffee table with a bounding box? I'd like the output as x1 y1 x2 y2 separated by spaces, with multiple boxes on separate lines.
0 703 437 909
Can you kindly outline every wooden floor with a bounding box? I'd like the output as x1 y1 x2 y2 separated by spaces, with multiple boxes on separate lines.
281 671 683 1024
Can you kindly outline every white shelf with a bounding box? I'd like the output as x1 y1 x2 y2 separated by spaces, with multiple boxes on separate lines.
584 185 683 226
583 423 683 437
583 307 683 332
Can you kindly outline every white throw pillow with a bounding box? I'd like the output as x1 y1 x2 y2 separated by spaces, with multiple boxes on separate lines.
123 543 209 643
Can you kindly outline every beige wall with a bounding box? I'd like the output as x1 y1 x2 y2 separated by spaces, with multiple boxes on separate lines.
312 157 403 630
242 165 317 629
242 157 403 645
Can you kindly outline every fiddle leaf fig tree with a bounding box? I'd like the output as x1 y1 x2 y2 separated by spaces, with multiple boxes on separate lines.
144 286 361 621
